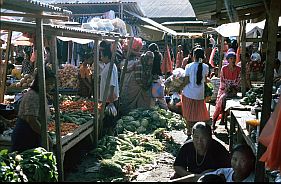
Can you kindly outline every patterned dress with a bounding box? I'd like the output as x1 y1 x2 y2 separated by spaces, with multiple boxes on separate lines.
212 65 241 123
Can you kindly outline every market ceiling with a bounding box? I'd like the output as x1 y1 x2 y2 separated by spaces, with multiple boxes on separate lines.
1 0 72 15
189 0 281 24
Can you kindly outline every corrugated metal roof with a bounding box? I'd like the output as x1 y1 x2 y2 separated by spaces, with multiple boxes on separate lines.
1 19 120 39
189 0 266 22
39 0 144 16
40 0 195 19
2 0 72 14
133 0 195 19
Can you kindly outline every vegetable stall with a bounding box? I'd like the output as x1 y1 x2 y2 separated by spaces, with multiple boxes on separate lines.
0 0 122 181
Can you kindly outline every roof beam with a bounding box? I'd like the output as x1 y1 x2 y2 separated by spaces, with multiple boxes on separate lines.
0 12 69 21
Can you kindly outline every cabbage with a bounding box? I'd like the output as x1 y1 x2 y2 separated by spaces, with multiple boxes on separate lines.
141 119 149 127
122 116 135 122
136 126 146 134
131 120 141 127
125 125 136 132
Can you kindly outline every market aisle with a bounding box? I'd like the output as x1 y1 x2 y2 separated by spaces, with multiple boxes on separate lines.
65 103 230 182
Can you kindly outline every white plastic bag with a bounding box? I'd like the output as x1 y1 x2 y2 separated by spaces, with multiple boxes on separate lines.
169 92 181 106
105 103 117 117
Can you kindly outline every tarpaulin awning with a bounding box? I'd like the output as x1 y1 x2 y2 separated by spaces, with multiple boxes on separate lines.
124 10 177 36
137 25 165 42
57 36 94 44
214 17 281 37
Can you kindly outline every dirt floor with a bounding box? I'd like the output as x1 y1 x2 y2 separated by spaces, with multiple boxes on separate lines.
64 103 230 182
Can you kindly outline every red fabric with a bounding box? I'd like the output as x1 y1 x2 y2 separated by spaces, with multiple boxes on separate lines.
176 51 183 68
209 47 217 67
161 45 173 74
181 95 209 122
236 47 241 64
122 37 143 52
212 65 241 122
259 99 281 172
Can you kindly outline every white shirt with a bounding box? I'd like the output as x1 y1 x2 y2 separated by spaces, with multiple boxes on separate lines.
99 62 119 102
182 62 209 100
205 168 255 182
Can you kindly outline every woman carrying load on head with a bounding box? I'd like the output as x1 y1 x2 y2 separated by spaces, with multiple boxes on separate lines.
119 38 155 115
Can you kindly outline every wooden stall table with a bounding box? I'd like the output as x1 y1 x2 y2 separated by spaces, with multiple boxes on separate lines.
220 93 252 132
229 110 261 155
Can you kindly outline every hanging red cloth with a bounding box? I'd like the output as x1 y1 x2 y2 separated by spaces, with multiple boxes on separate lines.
235 47 241 64
259 99 281 172
161 45 173 74
208 47 217 67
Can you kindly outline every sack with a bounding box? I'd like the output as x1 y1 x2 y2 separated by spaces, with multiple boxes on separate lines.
152 80 165 98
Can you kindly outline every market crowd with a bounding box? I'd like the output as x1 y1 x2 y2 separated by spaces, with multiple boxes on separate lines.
7 35 281 182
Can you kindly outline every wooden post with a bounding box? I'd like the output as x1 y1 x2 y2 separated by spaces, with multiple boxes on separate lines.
119 37 134 95
92 39 100 146
0 30 12 103
240 20 247 96
36 17 49 151
218 35 225 73
50 36 64 181
255 0 280 182
99 38 119 137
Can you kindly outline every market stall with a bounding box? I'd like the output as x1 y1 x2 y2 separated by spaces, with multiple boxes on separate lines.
0 0 123 181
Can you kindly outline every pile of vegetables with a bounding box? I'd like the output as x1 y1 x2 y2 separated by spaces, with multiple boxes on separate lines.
89 129 182 180
48 122 79 136
0 147 58 182
59 95 95 113
116 107 186 134
240 87 263 105
58 64 79 89
9 74 34 88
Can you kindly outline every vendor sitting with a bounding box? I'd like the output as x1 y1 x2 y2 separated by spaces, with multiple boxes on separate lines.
171 122 231 180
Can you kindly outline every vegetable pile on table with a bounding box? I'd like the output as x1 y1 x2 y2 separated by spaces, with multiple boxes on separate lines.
58 64 79 89
116 106 186 134
240 87 263 105
0 147 58 182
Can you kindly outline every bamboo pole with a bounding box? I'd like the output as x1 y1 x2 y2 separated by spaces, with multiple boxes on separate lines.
99 38 119 137
50 36 64 181
240 20 247 96
218 35 224 73
255 0 280 181
36 17 49 151
93 39 100 146
0 30 12 103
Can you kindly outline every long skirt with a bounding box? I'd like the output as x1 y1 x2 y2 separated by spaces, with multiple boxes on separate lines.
119 71 155 115
11 118 41 153
181 95 210 122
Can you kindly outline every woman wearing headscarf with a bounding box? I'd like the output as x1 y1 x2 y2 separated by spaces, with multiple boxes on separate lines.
212 51 241 130
119 50 155 115
180 47 210 137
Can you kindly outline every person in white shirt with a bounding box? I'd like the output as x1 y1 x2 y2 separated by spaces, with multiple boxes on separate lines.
99 45 119 135
180 47 210 137
172 144 256 182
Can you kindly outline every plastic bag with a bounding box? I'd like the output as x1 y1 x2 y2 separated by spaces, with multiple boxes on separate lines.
105 103 117 117
169 92 181 106
152 79 165 98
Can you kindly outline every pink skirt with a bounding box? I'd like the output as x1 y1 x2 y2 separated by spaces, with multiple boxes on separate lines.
181 95 210 122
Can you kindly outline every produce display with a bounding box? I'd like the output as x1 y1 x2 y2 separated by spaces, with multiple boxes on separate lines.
116 107 186 134
90 129 181 180
59 95 96 113
58 64 79 89
240 87 263 105
48 122 79 136
8 73 34 88
0 147 58 182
